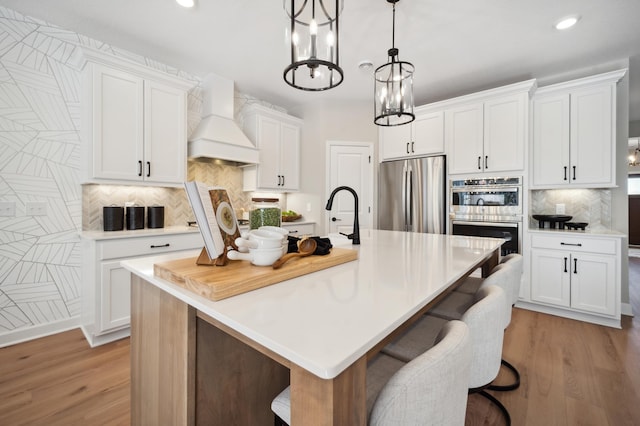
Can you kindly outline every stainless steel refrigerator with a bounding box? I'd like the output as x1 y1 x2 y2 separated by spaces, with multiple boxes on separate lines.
378 155 446 233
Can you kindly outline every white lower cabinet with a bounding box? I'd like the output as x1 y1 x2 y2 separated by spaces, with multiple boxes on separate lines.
527 233 621 327
81 231 203 346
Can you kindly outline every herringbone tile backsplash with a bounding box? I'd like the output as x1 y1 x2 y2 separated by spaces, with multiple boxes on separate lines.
530 189 612 230
82 161 252 231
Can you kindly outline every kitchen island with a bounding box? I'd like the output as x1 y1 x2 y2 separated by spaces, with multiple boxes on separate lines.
122 229 503 425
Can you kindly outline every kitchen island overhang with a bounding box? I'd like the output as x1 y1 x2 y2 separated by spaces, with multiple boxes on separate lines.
123 230 503 425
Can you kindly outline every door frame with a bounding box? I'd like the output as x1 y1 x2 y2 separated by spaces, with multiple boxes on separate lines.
325 141 375 235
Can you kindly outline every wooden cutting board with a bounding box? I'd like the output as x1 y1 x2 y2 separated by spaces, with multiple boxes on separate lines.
154 247 358 301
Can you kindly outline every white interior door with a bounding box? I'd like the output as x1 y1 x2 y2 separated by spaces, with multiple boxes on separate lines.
327 142 374 235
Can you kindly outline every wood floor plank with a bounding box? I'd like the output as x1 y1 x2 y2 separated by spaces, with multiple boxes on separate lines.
0 258 638 426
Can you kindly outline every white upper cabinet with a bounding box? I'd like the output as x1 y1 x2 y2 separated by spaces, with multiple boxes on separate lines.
531 69 626 189
78 48 193 187
379 109 444 161
242 104 302 191
445 102 484 174
444 80 535 176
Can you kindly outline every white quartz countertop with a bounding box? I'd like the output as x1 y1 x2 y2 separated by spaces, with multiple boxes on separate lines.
81 226 200 240
121 229 502 379
527 227 627 238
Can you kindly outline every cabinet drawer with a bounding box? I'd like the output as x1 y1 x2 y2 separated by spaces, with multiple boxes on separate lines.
530 234 616 255
282 223 315 236
99 232 203 260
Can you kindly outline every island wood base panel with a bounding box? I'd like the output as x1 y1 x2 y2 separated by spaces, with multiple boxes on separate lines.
131 276 368 425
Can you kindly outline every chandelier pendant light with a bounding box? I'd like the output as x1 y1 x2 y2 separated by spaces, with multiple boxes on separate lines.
284 0 344 91
374 0 415 126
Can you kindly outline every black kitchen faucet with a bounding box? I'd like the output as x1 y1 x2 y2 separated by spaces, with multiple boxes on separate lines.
325 186 360 245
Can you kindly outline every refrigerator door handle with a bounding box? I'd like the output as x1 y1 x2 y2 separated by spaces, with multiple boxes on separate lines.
406 163 413 231
402 163 408 230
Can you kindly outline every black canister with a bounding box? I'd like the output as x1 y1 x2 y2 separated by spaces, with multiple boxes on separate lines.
147 205 165 229
126 206 145 230
103 206 124 231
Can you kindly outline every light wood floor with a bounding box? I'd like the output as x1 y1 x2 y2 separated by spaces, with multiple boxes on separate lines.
1 260 639 426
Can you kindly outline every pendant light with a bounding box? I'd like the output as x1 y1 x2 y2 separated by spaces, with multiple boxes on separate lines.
284 0 344 91
374 0 415 126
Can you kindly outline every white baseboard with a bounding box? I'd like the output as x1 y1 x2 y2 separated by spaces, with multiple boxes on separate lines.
515 301 621 329
0 317 80 348
81 325 130 348
621 302 634 317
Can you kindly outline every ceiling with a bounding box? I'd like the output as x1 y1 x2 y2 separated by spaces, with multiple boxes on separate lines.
2 0 640 122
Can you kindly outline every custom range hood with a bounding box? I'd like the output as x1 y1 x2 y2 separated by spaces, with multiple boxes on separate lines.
188 74 259 164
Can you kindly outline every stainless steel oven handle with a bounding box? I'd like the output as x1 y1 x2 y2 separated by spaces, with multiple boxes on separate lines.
451 186 520 193
452 220 519 228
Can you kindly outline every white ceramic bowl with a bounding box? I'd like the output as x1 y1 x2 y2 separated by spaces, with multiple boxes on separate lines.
227 246 283 266
236 229 284 249
258 226 289 236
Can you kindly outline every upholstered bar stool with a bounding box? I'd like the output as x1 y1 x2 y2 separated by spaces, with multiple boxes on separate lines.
272 320 472 426
488 254 523 392
382 285 510 425
444 254 524 391
429 263 513 327
428 256 522 392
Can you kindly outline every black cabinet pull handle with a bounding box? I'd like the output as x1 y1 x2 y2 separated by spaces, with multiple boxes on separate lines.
282 175 285 186
150 243 170 248
411 141 415 153
138 160 142 177
564 257 568 273
560 242 582 247
573 258 578 274
406 142 410 154
331 217 341 222
572 166 576 180
485 155 488 169
477 156 481 170
146 161 151 177
564 166 568 181
277 175 281 186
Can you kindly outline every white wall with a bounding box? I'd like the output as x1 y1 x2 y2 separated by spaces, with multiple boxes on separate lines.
287 100 377 236
630 120 640 137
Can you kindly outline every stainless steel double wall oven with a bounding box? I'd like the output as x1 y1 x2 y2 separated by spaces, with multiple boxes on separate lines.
450 177 522 255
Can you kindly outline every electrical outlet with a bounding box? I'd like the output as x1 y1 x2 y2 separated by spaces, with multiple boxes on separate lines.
306 202 312 212
555 203 565 214
0 201 16 217
26 202 47 216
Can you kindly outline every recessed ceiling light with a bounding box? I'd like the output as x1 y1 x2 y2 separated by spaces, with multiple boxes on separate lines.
555 15 580 30
176 0 195 8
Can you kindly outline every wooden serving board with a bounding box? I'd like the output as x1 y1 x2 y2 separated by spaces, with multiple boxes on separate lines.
153 247 358 301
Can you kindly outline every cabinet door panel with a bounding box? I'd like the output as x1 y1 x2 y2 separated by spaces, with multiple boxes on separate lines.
532 93 570 186
413 111 444 156
100 261 131 333
570 253 615 315
93 66 144 180
280 123 300 190
256 116 281 189
143 81 186 184
380 124 412 160
483 94 525 172
446 103 484 174
570 86 613 185
531 249 570 307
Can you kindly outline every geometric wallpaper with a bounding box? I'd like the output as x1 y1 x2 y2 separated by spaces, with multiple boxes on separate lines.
0 6 200 343
0 7 83 337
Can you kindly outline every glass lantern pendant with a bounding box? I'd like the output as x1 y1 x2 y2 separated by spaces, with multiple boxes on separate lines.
284 0 344 91
374 0 415 126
